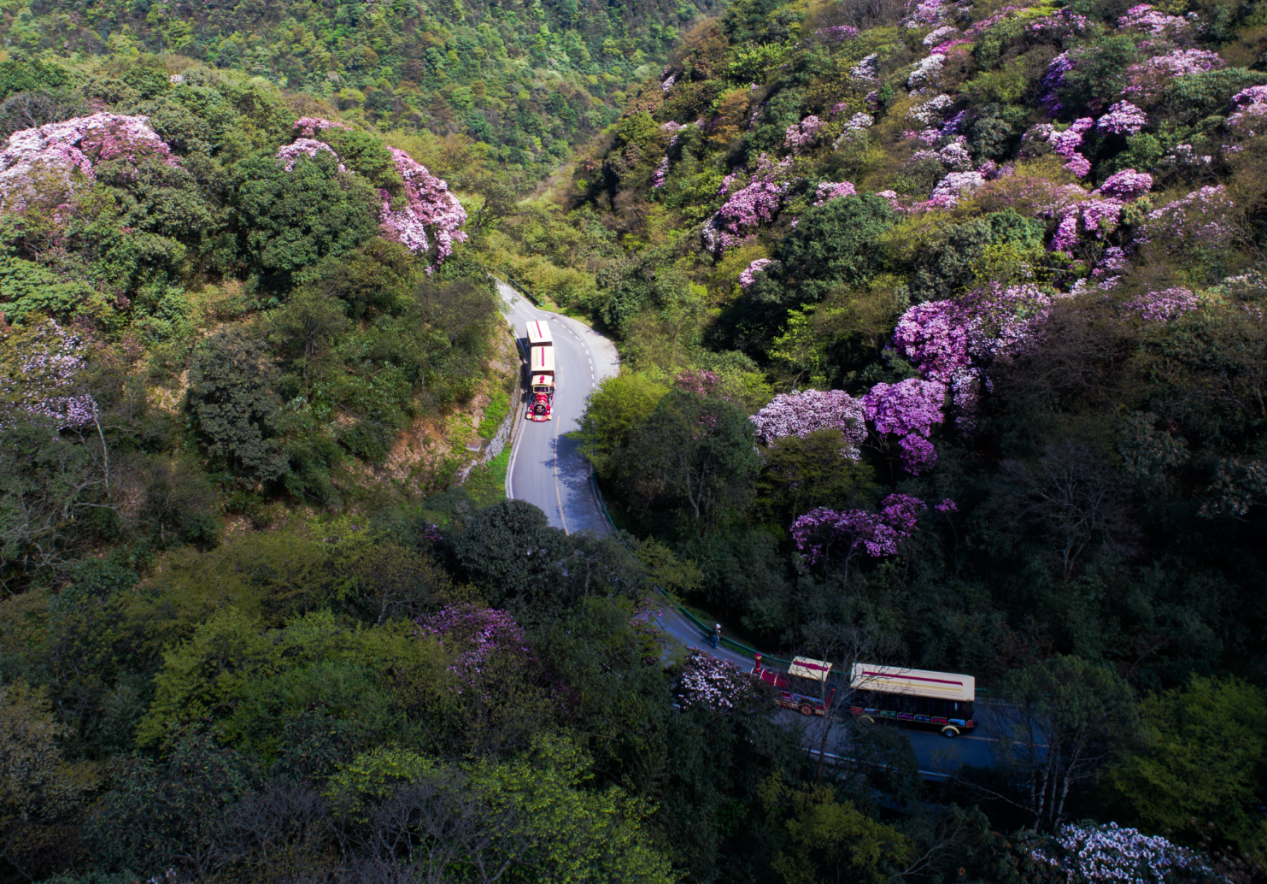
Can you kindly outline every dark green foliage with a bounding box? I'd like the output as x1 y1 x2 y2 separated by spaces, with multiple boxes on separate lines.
968 103 1031 162
186 329 287 482
1159 67 1267 125
86 734 259 878
232 151 380 285
907 210 1047 303
764 195 896 304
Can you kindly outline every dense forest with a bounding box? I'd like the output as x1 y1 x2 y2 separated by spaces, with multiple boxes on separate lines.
2 0 1267 880
0 0 724 173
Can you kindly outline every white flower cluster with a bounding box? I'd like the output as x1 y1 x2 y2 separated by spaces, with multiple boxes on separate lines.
1031 822 1208 884
908 94 954 127
908 54 945 90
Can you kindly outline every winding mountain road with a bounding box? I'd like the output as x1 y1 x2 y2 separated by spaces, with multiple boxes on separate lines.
495 279 995 778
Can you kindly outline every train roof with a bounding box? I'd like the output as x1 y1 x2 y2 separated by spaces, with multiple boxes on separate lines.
527 320 552 346
531 345 555 372
850 663 974 702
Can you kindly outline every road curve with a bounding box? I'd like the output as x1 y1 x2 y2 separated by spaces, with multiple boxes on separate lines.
495 279 993 778
496 280 619 534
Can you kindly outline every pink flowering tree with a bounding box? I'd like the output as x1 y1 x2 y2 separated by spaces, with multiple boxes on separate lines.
1137 186 1235 251
862 379 947 474
0 113 176 212
275 138 345 173
378 147 468 270
1124 287 1199 323
676 649 762 712
813 181 857 205
704 154 792 253
791 493 926 576
1097 169 1152 200
0 320 98 432
293 117 351 138
1097 101 1148 136
784 115 822 154
750 390 867 455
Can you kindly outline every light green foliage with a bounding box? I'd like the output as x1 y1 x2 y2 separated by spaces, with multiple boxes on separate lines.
1107 676 1267 848
0 680 97 822
135 608 446 755
578 372 671 477
761 774 914 884
325 746 436 823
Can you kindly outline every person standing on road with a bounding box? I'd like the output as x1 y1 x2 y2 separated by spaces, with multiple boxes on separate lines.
712 623 721 649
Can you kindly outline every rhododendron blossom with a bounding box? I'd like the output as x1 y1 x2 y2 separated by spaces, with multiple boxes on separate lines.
0 113 176 212
378 147 468 268
784 116 822 153
1137 186 1234 248
1228 85 1267 134
415 605 531 693
1097 169 1152 200
814 25 859 42
750 389 867 454
1117 4 1195 39
275 138 345 172
863 379 946 474
0 321 98 430
739 258 774 288
704 155 792 253
792 494 926 569
677 650 759 711
1097 101 1148 136
814 181 857 205
1031 822 1207 883
1125 287 1198 323
293 117 350 138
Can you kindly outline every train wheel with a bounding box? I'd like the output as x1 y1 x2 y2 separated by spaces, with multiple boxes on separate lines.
799 704 814 716
940 725 960 738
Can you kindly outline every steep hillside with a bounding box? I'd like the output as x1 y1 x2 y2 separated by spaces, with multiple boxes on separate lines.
0 60 512 593
1 0 724 173
509 0 1267 689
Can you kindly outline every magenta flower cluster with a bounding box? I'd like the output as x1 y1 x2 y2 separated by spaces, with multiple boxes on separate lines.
1117 4 1196 39
704 155 791 253
784 115 822 153
739 257 774 288
275 138 345 172
1228 85 1267 134
813 25 859 42
791 493 926 566
1125 287 1198 323
293 117 350 138
1097 169 1153 200
863 379 947 474
415 604 531 693
750 389 867 453
1137 186 1234 248
814 181 857 205
1097 101 1148 136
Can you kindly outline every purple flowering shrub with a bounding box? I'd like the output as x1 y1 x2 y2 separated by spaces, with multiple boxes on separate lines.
784 115 822 153
293 117 351 138
1124 287 1199 323
1137 186 1235 251
704 155 792 253
676 649 761 712
378 147 468 269
814 181 857 205
415 604 532 694
862 379 947 474
791 493 927 571
739 258 774 288
1097 101 1148 136
750 389 867 453
275 138 345 173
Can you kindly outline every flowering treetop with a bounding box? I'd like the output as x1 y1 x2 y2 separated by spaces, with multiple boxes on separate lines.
739 258 774 288
863 379 947 474
378 147 468 269
275 138 345 173
791 493 928 570
1030 822 1208 884
0 113 176 212
704 154 792 253
750 389 867 454
676 649 761 712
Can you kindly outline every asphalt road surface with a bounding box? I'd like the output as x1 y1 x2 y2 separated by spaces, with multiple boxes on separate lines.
497 280 620 534
495 279 994 778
